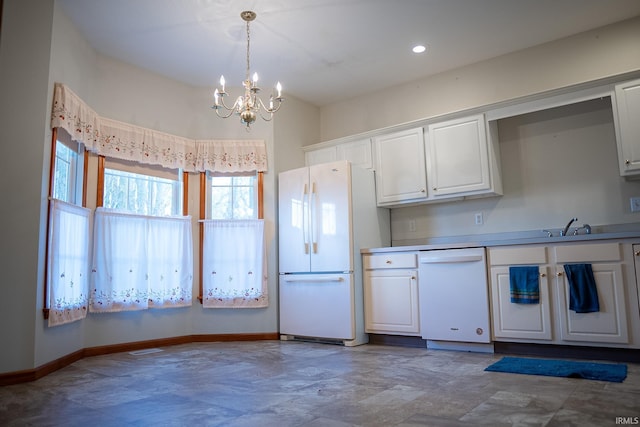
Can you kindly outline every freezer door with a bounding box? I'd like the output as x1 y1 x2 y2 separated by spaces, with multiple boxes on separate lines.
279 274 355 340
309 161 353 272
278 166 312 273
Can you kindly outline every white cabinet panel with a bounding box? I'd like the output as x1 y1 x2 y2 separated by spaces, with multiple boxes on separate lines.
373 127 427 206
305 139 372 169
364 270 419 334
305 146 337 166
426 114 490 197
490 266 553 340
363 252 420 335
556 263 629 344
614 79 640 176
337 139 373 169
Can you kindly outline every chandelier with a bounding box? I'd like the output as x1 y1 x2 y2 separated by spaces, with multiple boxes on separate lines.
212 10 283 129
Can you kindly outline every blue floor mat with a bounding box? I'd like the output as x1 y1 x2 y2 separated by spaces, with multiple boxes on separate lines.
485 356 627 382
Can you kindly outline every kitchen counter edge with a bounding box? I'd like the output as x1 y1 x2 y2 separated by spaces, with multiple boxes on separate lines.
361 230 640 254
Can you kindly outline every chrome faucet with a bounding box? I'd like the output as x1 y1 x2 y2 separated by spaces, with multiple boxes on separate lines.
560 217 578 236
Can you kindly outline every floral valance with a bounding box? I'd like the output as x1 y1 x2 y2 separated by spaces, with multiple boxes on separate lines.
50 83 267 173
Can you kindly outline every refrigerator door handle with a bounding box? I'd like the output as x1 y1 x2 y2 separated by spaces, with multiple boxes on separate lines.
282 276 345 283
303 183 309 254
311 181 318 253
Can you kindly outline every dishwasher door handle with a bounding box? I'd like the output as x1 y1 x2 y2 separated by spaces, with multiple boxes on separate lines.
419 254 484 264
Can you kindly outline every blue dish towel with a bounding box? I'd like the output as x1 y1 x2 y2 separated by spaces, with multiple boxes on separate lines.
509 266 540 304
563 263 600 313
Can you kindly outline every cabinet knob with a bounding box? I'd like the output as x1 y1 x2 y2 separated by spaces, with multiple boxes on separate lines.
625 159 631 165
635 251 640 257
421 188 427 193
432 188 436 191
557 271 563 277
385 260 392 264
540 273 546 277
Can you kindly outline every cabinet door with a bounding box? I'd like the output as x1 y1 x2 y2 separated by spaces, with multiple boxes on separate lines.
337 139 373 169
373 128 427 206
364 269 420 335
489 266 552 340
555 263 629 344
426 114 490 197
305 146 337 166
614 79 640 176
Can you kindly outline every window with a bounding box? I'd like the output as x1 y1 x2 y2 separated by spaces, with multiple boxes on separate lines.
208 173 257 219
102 158 183 215
90 157 193 313
52 129 84 205
200 172 267 308
44 128 89 325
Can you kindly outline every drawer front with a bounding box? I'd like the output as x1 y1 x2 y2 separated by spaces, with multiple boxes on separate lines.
488 246 547 266
554 243 621 263
364 252 418 269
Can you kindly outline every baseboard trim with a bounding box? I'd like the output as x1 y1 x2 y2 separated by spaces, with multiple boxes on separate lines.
494 341 640 363
0 332 279 386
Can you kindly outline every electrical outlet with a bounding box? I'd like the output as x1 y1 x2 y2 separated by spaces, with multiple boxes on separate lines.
631 197 640 212
474 212 483 225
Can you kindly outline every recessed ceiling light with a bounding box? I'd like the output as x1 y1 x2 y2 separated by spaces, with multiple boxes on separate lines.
412 45 427 54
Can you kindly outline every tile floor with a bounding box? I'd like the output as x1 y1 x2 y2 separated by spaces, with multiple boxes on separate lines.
1 341 639 426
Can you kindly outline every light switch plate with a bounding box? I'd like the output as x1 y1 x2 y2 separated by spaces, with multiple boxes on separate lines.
631 197 640 212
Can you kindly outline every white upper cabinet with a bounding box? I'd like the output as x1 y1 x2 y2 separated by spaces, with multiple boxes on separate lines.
426 114 489 197
305 138 373 169
336 139 373 169
373 127 428 206
305 146 337 166
614 79 640 177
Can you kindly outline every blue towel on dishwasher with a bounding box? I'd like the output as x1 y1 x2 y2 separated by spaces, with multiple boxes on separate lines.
563 263 599 313
509 266 540 304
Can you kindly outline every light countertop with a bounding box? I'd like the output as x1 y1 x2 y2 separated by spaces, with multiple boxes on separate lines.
361 223 640 254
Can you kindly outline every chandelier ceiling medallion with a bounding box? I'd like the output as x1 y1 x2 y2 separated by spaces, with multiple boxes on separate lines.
212 10 283 130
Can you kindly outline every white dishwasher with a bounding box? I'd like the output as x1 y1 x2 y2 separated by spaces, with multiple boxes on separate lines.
418 247 491 344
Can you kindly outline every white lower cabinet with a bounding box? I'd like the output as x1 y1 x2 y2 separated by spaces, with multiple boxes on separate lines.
363 252 420 335
488 242 630 346
554 244 628 344
489 246 553 340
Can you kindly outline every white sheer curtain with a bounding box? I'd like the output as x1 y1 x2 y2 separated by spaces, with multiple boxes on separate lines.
147 216 193 308
90 208 192 312
46 199 91 327
202 220 268 308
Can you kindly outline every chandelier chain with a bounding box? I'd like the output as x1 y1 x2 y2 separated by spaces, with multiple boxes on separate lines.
245 18 251 83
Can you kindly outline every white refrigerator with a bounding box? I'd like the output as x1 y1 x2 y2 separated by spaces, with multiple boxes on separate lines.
278 160 390 346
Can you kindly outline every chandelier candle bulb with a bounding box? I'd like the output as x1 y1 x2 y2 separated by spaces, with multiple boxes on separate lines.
219 75 225 93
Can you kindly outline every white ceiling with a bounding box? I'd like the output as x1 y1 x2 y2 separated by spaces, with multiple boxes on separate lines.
57 0 640 107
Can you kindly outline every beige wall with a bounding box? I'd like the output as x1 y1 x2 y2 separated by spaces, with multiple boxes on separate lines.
319 16 640 142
